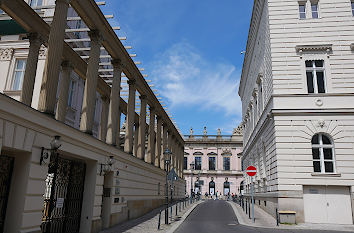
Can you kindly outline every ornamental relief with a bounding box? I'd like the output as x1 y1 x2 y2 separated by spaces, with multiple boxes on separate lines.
39 46 47 59
0 48 14 61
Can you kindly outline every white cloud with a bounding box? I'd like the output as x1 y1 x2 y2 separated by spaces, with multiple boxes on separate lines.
150 41 242 117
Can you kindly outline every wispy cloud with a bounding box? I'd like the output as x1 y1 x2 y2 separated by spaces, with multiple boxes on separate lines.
149 41 242 117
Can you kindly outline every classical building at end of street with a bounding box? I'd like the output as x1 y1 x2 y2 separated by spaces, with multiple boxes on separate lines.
239 0 354 225
0 1 185 233
183 126 244 198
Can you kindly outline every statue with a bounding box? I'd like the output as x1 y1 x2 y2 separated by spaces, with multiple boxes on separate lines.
217 128 221 136
190 127 194 136
203 126 207 136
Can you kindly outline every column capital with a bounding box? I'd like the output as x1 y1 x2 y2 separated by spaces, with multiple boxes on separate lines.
55 0 71 5
61 60 73 69
139 94 147 100
149 106 155 112
111 59 123 69
27 32 43 45
127 79 136 86
88 30 103 43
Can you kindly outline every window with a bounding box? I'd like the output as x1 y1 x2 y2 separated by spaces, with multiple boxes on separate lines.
0 9 4 14
67 80 76 108
194 157 201 170
352 2 354 16
257 80 263 115
223 157 230 171
306 60 325 94
12 59 26 90
311 3 319 18
183 157 187 170
209 157 216 170
29 0 43 7
299 3 306 19
312 134 335 173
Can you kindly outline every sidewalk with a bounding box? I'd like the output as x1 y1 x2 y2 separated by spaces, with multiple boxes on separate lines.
100 200 201 233
228 200 354 232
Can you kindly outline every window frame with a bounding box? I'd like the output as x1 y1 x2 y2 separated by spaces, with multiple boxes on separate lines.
311 133 336 174
208 156 216 170
305 60 326 94
11 59 27 91
183 157 187 170
311 2 319 19
223 156 231 171
299 2 307 19
194 157 202 170
352 2 354 16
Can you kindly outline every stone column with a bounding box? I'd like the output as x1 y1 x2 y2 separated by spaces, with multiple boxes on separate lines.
21 33 42 106
147 107 156 164
80 30 102 134
168 133 173 170
161 123 168 170
106 59 123 145
124 80 136 154
115 107 121 147
137 95 147 160
133 122 139 157
99 96 109 142
38 0 70 115
55 61 73 122
156 116 162 168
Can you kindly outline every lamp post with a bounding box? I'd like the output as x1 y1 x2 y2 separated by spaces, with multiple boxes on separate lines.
164 148 172 224
190 161 195 203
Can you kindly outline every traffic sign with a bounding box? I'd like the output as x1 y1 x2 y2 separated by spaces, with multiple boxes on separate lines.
246 166 257 177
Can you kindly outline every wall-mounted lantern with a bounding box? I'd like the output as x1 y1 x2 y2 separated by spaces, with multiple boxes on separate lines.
40 135 62 165
100 155 115 176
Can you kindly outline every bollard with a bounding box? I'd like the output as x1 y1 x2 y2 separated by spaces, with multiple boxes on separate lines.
276 208 279 226
170 206 173 222
176 204 178 215
245 199 248 214
248 199 251 219
158 210 161 229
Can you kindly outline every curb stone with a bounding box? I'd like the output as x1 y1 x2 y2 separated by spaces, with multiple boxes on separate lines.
166 201 202 233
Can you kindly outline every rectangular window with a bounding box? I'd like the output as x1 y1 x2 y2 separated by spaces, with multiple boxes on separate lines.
183 157 187 170
305 60 325 94
311 3 319 18
208 157 216 170
12 59 26 90
195 157 201 170
352 2 354 16
299 4 306 19
0 9 4 14
67 80 76 108
29 0 43 12
223 157 230 171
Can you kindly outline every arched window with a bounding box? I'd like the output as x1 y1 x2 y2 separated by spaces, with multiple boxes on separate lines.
312 134 335 173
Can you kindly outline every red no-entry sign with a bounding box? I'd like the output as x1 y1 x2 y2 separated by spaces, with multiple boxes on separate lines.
246 166 257 176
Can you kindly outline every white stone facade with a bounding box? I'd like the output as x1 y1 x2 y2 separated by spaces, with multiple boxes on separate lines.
239 0 354 225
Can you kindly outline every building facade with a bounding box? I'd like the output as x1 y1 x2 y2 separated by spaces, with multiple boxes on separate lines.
183 127 243 198
239 0 354 225
0 1 185 233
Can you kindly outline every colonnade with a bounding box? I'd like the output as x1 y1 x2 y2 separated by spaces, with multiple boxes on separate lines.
0 0 184 177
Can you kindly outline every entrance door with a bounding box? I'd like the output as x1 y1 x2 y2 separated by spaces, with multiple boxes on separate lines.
41 154 86 233
304 186 353 224
0 156 14 233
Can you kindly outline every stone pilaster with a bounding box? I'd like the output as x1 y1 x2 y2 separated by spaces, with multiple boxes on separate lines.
55 61 73 122
116 107 121 147
155 116 162 168
99 96 109 142
38 0 70 115
168 133 173 169
21 33 42 106
137 95 147 160
161 123 168 170
133 123 139 157
147 107 156 164
106 59 123 145
124 80 136 154
80 30 102 134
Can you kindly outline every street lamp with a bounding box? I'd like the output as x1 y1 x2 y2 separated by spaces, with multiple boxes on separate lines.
164 148 172 224
40 135 62 165
190 161 195 203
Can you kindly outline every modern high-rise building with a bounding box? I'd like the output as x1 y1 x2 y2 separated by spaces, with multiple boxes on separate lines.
183 127 243 198
239 0 354 225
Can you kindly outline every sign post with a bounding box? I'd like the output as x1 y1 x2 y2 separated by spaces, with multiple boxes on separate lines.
246 166 257 223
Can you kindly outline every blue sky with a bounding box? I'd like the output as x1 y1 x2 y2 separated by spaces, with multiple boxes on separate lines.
102 0 253 135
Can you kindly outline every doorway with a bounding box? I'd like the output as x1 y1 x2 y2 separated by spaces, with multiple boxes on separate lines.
41 154 86 233
0 155 14 233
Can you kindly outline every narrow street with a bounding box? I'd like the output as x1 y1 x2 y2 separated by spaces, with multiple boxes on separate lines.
175 200 348 233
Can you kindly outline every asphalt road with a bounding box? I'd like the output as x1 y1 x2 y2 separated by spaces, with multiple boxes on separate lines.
174 200 347 233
